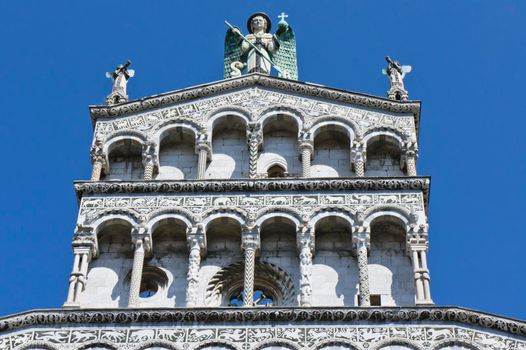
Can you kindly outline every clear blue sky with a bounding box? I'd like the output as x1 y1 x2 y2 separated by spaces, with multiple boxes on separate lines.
0 1 524 319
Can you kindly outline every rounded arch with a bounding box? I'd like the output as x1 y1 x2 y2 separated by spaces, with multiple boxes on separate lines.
362 127 406 147
254 339 301 350
371 339 423 350
432 340 481 350
255 209 301 228
154 121 200 145
313 339 360 350
87 210 141 231
131 339 182 350
258 106 305 134
193 340 241 350
205 260 296 307
310 208 355 228
308 117 357 142
201 210 247 231
258 156 288 175
16 342 60 350
103 129 148 152
146 209 194 233
363 205 411 228
206 106 252 134
76 340 119 350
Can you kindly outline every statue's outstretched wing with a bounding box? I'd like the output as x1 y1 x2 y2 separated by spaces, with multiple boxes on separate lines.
274 22 298 80
224 27 243 79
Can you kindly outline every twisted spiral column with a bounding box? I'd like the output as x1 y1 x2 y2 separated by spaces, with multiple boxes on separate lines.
90 140 105 181
128 238 145 308
353 230 370 306
185 238 202 307
247 125 262 178
243 245 256 306
197 148 208 179
142 141 157 181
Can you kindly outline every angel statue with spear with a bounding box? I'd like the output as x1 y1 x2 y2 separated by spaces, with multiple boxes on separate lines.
224 12 298 80
105 60 135 105
382 56 412 101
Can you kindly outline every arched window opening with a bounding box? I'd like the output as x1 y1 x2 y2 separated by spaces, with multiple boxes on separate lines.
157 127 197 180
258 114 301 177
208 115 248 179
205 261 295 307
312 216 357 306
229 288 274 306
83 220 133 308
105 139 144 180
206 217 242 257
267 164 286 178
260 217 296 258
311 125 352 178
365 135 403 177
369 216 413 306
135 266 169 300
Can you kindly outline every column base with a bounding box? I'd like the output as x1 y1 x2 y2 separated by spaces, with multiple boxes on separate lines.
62 302 80 309
415 299 434 306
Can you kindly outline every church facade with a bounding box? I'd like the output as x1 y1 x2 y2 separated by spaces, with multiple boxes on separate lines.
0 12 525 350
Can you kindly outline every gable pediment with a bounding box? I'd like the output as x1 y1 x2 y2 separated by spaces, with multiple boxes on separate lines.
91 74 420 142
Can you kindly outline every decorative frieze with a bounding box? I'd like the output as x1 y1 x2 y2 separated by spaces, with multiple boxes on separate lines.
0 308 525 350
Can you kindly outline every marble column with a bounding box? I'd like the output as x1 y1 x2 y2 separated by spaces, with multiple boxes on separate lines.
351 141 366 177
128 227 151 308
402 142 418 176
299 140 313 178
185 231 203 307
407 237 433 305
90 140 105 181
298 226 313 306
142 141 157 181
352 228 371 306
195 139 211 180
247 123 263 178
241 227 260 307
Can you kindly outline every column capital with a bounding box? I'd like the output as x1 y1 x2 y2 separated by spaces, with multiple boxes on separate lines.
186 224 206 255
142 139 158 166
406 232 429 255
73 224 98 258
351 140 367 161
195 134 212 158
297 224 314 253
247 122 263 146
90 139 107 164
132 225 152 257
241 225 260 251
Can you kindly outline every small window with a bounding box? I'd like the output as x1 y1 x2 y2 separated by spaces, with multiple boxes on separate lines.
139 279 158 298
229 289 274 306
358 294 382 306
267 165 286 178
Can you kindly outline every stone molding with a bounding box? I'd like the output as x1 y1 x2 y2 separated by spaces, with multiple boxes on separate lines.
75 177 430 204
0 307 525 338
89 74 421 124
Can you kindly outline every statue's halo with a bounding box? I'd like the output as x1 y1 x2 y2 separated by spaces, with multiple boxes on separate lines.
247 12 272 33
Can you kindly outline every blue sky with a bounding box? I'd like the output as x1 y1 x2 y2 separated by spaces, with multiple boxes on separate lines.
0 1 525 319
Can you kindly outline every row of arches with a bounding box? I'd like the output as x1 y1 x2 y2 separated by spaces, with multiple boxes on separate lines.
78 207 420 308
98 112 412 181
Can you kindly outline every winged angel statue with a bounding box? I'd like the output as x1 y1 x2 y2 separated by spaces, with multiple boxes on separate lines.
224 12 298 80
105 60 135 105
382 56 412 101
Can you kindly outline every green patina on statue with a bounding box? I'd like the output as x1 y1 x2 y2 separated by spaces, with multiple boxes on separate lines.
224 12 298 80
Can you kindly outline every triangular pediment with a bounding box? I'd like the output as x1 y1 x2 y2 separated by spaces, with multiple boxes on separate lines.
91 74 420 142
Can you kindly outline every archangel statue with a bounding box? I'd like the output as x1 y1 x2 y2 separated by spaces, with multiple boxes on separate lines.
106 60 135 105
224 12 298 80
382 56 412 101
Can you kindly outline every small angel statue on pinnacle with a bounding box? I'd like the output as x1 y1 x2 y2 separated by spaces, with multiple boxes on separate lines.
382 56 412 101
224 12 298 80
106 60 135 105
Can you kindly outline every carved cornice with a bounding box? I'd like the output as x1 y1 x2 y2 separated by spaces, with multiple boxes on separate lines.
0 307 524 337
74 177 430 210
88 74 421 130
